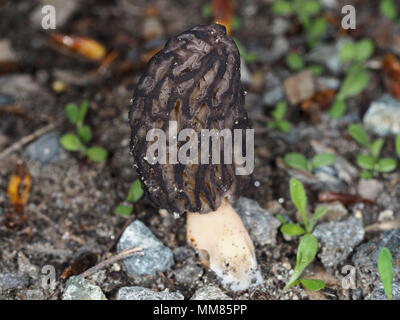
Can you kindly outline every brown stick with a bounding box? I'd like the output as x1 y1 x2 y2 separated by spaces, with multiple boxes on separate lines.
79 247 144 278
0 122 60 161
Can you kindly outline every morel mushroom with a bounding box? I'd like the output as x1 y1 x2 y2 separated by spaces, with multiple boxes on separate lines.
129 24 262 290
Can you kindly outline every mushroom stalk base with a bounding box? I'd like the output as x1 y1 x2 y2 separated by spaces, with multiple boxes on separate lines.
186 199 263 291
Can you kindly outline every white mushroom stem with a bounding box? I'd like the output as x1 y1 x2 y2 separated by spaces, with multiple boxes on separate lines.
186 199 263 291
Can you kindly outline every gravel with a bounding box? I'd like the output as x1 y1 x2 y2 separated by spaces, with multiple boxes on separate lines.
117 220 174 276
0 273 29 290
62 276 107 300
116 286 184 300
234 197 281 246
191 285 232 300
313 216 365 268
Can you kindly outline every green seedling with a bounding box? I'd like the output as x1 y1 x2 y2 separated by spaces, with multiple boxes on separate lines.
271 0 327 47
281 179 326 291
378 247 393 300
60 101 108 163
233 38 258 64
329 39 374 119
380 0 398 22
280 178 328 236
115 179 144 216
267 101 291 133
396 134 400 158
348 124 397 179
285 52 323 75
284 152 336 173
284 233 325 291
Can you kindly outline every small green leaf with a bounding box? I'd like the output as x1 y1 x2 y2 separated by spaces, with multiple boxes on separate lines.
310 65 323 76
378 247 393 300
78 125 92 143
284 153 308 171
290 178 308 229
115 204 133 217
126 179 144 203
87 147 108 162
285 234 318 289
277 120 291 133
299 278 326 291
306 17 327 47
395 134 400 158
360 170 373 179
328 98 346 119
286 53 305 71
357 154 376 170
309 206 328 231
311 153 336 170
370 139 384 159
339 42 356 63
78 101 90 124
201 3 212 17
60 134 85 152
355 39 374 62
338 66 369 100
271 0 293 16
300 0 321 16
272 101 287 121
380 0 397 20
377 158 397 172
280 223 306 236
348 124 370 147
65 103 79 124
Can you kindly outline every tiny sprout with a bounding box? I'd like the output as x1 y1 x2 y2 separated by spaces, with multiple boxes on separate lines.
348 124 397 179
284 152 336 173
281 178 328 236
115 179 144 216
380 0 398 21
378 247 393 300
267 101 291 133
286 52 305 71
60 101 108 163
396 134 400 158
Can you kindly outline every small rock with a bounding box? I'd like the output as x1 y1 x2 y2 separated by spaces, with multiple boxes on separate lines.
0 39 18 66
357 179 383 201
173 246 195 262
0 273 29 290
270 18 290 36
316 201 348 222
117 220 174 276
143 17 163 40
255 37 289 63
234 197 281 246
23 289 45 300
363 94 400 136
378 209 394 222
25 132 64 165
283 70 315 105
116 286 184 300
173 263 203 285
62 276 106 300
306 43 341 74
316 77 341 91
191 285 232 300
367 282 400 300
18 252 39 279
313 216 365 268
263 86 283 105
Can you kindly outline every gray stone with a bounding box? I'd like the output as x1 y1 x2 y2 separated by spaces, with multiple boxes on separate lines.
367 282 400 300
191 285 232 300
363 94 400 136
313 216 365 268
117 220 174 276
62 276 106 300
25 132 63 165
173 246 195 262
173 263 203 284
306 43 341 74
0 39 18 65
357 179 383 201
234 197 281 246
0 273 29 289
116 286 184 300
263 86 283 105
283 70 315 105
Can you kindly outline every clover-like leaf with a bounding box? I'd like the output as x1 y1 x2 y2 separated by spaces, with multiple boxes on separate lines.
65 103 79 124
284 153 308 171
357 154 375 170
60 134 85 152
348 124 370 147
377 158 397 173
87 146 108 163
311 153 336 170
299 278 326 291
280 223 306 236
126 179 144 203
115 204 133 217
